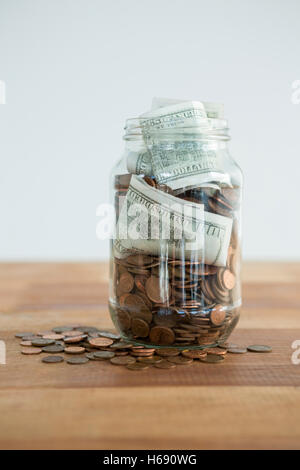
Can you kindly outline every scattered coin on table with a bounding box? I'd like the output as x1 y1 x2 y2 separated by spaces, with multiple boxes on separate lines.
31 338 55 347
126 362 149 371
20 340 33 347
110 356 136 365
227 346 248 354
15 332 35 339
42 344 65 353
200 354 225 363
94 351 115 360
154 360 176 369
42 355 64 364
88 337 114 348
21 347 42 355
15 325 272 372
247 344 272 353
42 334 65 340
64 346 85 354
66 357 89 365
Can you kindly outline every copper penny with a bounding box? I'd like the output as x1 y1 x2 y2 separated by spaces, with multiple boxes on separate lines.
149 326 175 346
210 305 226 326
222 269 236 290
134 275 148 293
64 346 85 354
62 330 84 337
131 351 154 357
206 347 227 356
117 272 134 295
146 276 170 304
64 335 87 344
131 347 155 353
20 340 32 347
131 318 149 338
88 337 114 348
116 309 131 331
21 347 42 355
42 334 65 340
119 293 131 307
182 350 207 359
200 354 225 363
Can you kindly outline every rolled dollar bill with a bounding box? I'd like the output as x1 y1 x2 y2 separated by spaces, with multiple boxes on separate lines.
114 175 232 267
147 139 231 192
140 101 209 130
126 149 153 176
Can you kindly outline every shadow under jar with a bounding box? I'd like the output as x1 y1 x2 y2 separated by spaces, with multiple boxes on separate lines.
109 110 243 349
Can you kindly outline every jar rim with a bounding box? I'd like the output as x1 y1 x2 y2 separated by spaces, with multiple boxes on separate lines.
123 117 230 141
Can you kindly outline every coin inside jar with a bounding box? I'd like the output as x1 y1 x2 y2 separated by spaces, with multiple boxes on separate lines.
131 318 149 337
149 326 175 346
146 276 170 304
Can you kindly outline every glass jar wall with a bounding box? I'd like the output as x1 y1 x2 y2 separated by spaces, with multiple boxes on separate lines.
109 101 242 349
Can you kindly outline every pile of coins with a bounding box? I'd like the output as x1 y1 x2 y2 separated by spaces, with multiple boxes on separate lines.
112 175 241 348
15 325 272 371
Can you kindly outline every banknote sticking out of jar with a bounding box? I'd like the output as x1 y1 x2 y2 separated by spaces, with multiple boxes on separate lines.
109 97 242 349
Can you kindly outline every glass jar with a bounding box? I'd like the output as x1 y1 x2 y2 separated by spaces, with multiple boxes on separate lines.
109 102 242 349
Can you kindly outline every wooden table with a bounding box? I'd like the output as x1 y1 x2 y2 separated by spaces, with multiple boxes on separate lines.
0 262 300 450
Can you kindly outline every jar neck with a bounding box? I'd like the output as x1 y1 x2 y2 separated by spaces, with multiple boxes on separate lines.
123 117 230 143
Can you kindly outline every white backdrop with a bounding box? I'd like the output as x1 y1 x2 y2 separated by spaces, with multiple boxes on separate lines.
0 0 300 260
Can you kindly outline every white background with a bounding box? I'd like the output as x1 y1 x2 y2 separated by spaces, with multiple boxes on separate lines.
0 0 299 261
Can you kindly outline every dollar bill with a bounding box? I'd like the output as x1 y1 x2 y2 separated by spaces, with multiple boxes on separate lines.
151 97 224 119
114 175 232 267
126 149 153 176
140 101 209 130
138 100 230 190
147 139 231 192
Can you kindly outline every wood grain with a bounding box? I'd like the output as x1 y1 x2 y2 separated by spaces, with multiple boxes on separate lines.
0 262 300 450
